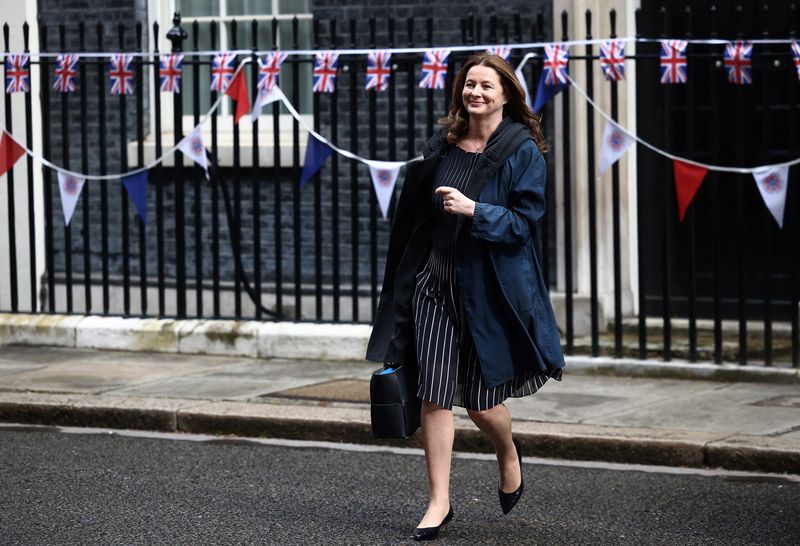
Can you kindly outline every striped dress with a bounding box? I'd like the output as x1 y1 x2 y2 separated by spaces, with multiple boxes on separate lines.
412 145 557 411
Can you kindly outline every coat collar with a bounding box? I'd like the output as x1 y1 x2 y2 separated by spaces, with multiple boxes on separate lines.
453 118 533 238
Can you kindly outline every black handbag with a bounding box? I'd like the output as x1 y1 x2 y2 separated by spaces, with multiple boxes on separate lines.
370 363 421 439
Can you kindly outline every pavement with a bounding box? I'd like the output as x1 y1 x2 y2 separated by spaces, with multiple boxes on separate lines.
1 344 799 475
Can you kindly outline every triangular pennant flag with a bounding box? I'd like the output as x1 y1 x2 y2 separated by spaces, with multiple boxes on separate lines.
366 160 404 219
598 120 635 176
673 160 708 222
57 172 86 226
532 72 569 113
753 165 790 228
250 86 284 123
533 44 570 113
121 171 149 224
225 70 249 125
177 126 208 173
0 132 26 178
514 66 533 111
299 133 334 189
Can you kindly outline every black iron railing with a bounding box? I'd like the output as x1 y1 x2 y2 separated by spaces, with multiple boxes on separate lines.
0 5 798 369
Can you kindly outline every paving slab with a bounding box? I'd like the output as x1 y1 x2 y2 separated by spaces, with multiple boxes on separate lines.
108 376 281 400
0 357 231 394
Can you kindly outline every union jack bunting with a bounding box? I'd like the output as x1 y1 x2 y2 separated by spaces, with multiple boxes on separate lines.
109 54 134 95
793 41 800 81
365 50 392 91
210 52 236 93
486 46 511 61
542 44 569 86
4 54 30 93
659 40 688 84
259 51 288 92
312 52 339 93
53 54 79 93
418 49 450 90
723 41 753 85
159 54 183 93
599 40 625 81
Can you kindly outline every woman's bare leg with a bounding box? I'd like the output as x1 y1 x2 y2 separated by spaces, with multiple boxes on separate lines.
467 403 521 493
417 400 454 528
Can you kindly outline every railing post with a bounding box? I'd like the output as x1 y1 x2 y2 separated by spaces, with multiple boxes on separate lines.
23 21 37 313
96 22 110 314
78 21 92 314
634 6 647 359
734 3 748 366
790 2 800 369
40 22 56 313
152 20 166 317
348 18 358 322
330 17 341 322
708 4 723 364
3 23 19 313
759 3 773 366
584 9 599 357
659 5 672 362
609 7 623 359
167 11 187 319
561 10 574 354
192 19 203 318
117 23 130 317
682 5 698 363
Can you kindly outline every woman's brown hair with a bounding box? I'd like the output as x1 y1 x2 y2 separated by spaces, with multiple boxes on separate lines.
438 52 547 152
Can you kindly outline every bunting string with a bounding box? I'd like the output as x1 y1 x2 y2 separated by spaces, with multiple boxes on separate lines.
18 35 800 59
564 73 800 174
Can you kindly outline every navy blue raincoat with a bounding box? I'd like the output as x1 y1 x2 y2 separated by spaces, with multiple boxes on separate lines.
366 118 564 388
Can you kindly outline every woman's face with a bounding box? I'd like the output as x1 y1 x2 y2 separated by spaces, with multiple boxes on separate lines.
462 65 507 121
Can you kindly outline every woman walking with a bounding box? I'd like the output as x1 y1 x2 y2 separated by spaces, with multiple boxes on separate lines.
366 52 564 541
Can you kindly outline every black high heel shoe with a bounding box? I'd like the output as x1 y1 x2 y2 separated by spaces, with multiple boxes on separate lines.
499 437 524 515
413 506 454 541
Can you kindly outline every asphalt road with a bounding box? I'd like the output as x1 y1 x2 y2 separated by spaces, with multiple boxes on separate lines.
1 426 798 546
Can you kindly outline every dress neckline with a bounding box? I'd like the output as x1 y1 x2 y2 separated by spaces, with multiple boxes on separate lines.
453 144 482 155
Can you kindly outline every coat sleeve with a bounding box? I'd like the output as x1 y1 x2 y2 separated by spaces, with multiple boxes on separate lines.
469 140 546 246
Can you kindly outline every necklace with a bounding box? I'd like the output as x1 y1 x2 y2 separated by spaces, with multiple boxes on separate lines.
464 137 486 153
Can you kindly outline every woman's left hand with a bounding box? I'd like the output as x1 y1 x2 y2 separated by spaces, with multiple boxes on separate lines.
435 186 476 217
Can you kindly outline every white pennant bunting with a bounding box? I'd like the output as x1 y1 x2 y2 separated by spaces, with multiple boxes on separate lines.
57 172 86 226
177 126 208 173
514 67 533 111
752 165 790 228
598 119 635 177
250 86 285 123
366 160 404 219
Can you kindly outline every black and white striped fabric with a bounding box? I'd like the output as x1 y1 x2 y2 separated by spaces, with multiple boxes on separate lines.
412 145 556 411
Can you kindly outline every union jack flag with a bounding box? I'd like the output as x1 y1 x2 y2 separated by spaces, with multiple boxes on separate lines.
159 53 183 93
599 40 625 81
52 54 79 93
259 51 288 92
418 49 450 90
793 40 800 82
486 46 511 61
210 52 236 93
365 50 392 91
723 41 753 85
542 44 569 86
5 54 30 93
109 54 134 95
660 40 688 84
312 52 339 93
